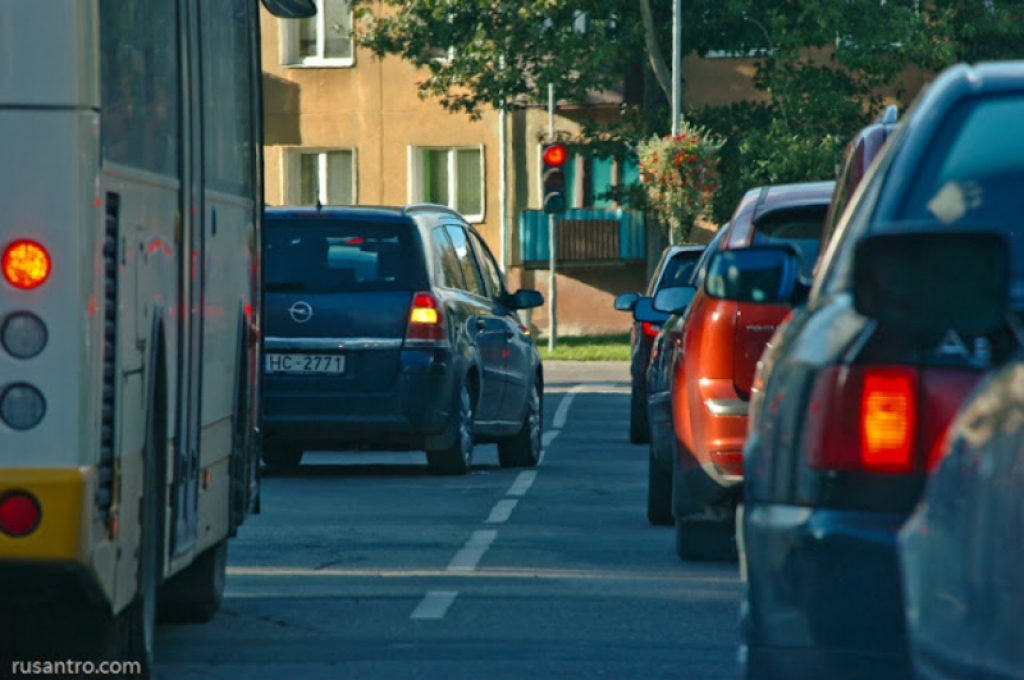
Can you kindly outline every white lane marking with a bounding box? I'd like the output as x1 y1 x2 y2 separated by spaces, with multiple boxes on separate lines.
410 590 458 620
506 470 537 497
447 530 498 572
538 430 560 465
552 385 586 429
485 498 519 524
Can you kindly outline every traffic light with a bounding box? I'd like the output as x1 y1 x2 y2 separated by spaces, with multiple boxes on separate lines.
542 143 568 215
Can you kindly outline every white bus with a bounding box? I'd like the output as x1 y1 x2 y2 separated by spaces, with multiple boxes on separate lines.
0 0 314 674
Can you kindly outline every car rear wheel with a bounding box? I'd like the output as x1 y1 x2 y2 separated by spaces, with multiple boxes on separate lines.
629 389 650 444
647 448 673 526
262 446 303 473
498 379 542 468
427 380 474 476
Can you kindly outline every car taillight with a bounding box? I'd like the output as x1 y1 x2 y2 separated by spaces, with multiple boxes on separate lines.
641 321 659 338
2 240 51 290
804 365 918 474
406 292 447 345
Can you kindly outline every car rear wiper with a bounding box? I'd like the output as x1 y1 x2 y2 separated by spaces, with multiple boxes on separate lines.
266 281 306 291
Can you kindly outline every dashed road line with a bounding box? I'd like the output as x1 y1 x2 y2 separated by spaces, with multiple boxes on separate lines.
506 470 537 497
485 498 519 524
410 590 459 620
447 530 498 572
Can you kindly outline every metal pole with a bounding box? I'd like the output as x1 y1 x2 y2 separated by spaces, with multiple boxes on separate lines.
498 106 508 272
547 83 557 352
671 0 681 137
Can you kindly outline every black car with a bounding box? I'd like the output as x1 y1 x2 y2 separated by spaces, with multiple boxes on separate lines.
613 245 705 444
733 62 1024 679
260 204 545 475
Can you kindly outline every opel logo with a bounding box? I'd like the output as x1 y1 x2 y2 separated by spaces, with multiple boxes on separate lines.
289 301 313 324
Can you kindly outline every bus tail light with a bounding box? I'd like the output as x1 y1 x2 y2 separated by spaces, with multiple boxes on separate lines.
804 365 918 474
1 312 48 359
0 492 41 537
2 241 51 289
405 292 448 345
0 383 46 430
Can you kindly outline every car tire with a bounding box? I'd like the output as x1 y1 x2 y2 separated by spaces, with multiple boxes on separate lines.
629 389 650 444
158 540 227 623
427 379 474 476
674 516 736 562
262 446 303 473
498 379 542 468
647 447 673 526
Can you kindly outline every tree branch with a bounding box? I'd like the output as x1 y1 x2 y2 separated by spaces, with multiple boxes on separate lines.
639 0 672 104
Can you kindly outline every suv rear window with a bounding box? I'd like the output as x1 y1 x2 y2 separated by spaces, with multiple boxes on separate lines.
265 220 425 294
752 205 828 277
657 250 703 291
898 95 1024 272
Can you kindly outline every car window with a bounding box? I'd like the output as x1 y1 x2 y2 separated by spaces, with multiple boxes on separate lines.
752 205 828 278
444 225 486 296
468 231 508 299
431 227 463 289
690 225 729 288
897 95 1024 274
658 250 703 290
265 220 425 294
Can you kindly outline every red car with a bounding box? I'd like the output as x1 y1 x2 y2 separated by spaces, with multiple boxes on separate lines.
650 182 834 560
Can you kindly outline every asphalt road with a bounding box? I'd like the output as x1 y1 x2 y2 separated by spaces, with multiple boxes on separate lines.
155 361 742 680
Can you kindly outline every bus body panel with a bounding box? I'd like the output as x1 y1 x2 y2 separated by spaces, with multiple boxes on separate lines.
0 0 99 108
0 110 103 470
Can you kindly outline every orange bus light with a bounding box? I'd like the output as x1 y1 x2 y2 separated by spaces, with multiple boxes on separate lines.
3 241 51 289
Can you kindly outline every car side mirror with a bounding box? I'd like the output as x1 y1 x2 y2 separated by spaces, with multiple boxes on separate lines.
704 246 801 305
632 297 663 324
511 288 544 310
614 292 641 312
652 285 697 314
853 230 1009 336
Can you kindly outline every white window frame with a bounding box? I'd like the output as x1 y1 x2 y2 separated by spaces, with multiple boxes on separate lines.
279 0 355 68
409 145 486 223
287 148 357 206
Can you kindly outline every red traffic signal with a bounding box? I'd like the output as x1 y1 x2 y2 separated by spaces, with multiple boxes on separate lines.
542 144 568 167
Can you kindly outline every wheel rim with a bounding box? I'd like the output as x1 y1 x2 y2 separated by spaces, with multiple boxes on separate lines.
528 384 541 460
459 386 474 467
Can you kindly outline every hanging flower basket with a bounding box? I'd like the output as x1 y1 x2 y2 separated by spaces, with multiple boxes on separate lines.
637 120 725 244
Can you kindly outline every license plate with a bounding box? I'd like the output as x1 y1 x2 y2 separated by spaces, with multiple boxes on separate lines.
264 353 346 375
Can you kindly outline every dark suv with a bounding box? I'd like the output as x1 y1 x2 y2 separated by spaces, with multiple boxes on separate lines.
261 205 545 475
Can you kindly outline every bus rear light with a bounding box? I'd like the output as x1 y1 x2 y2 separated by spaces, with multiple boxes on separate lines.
804 365 918 474
0 492 41 537
0 383 46 430
2 241 51 290
1 312 48 359
406 292 447 344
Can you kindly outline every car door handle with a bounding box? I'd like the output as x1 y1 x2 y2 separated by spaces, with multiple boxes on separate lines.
475 318 487 330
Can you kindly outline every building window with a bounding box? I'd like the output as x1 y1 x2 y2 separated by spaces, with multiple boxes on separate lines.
413 147 484 221
290 149 356 205
281 0 353 67
548 149 640 210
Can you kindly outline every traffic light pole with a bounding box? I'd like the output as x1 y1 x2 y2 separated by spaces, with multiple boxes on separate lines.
547 83 558 352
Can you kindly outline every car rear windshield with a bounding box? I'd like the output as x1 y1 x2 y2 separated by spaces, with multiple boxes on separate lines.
896 94 1024 274
752 205 828 277
656 250 704 291
265 219 426 294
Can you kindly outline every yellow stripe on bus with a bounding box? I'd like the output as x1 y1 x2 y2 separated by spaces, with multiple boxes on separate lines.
0 468 88 561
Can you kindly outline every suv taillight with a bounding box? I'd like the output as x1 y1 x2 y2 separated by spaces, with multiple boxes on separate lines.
405 292 448 345
803 365 918 474
641 321 659 338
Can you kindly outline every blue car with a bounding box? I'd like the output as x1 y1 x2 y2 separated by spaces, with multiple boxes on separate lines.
260 204 545 475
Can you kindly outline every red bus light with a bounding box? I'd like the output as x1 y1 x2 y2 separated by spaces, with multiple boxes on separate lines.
3 241 51 289
0 492 41 537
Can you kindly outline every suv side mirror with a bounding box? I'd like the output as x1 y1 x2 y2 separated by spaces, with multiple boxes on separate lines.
632 297 664 324
853 230 1009 336
704 247 801 305
510 288 544 310
652 285 697 314
614 292 641 312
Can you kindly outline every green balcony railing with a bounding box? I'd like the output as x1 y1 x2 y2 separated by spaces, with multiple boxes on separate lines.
518 209 646 265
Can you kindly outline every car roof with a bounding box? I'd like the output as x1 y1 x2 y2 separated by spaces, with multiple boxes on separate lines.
265 203 464 225
755 181 837 218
